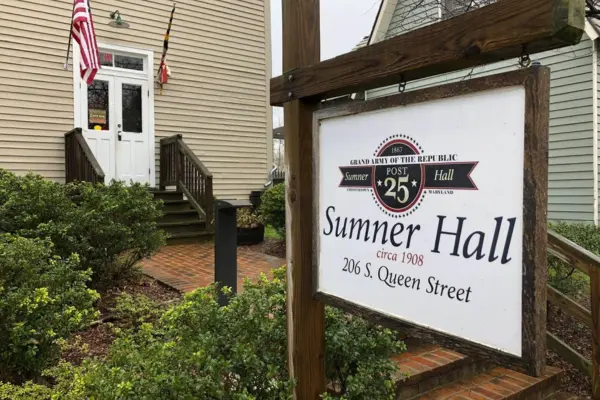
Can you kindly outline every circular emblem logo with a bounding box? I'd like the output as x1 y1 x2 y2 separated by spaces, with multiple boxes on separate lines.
373 139 425 215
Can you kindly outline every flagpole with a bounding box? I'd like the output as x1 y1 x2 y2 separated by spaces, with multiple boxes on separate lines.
158 2 176 95
64 0 76 70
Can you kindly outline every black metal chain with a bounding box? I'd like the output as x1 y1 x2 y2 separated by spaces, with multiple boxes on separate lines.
518 44 532 68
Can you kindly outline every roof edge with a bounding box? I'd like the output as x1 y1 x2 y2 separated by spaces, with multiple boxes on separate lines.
368 0 398 45
586 18 600 41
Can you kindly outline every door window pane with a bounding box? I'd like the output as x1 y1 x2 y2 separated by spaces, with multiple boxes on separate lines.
88 80 109 130
115 55 144 71
122 84 143 133
99 52 113 67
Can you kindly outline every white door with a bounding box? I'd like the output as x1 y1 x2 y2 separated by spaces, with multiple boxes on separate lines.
115 77 150 184
81 74 150 184
83 77 116 181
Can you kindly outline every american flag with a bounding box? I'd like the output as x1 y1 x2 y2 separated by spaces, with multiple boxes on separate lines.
71 0 100 85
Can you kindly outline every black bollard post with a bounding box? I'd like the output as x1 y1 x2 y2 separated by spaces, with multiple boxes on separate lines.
214 199 252 306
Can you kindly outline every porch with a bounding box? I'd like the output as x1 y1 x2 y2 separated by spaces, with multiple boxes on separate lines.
65 128 216 243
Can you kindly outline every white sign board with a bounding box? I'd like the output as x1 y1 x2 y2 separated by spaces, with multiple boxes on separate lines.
316 85 529 357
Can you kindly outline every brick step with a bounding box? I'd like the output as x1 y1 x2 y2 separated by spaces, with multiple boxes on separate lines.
159 220 207 235
408 365 563 400
393 340 565 400
394 340 491 400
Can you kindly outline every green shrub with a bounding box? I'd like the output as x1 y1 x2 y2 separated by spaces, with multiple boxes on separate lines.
0 234 99 383
57 181 167 288
237 208 263 229
47 268 404 399
259 184 285 234
0 172 74 233
548 221 599 297
0 381 52 400
0 171 167 289
111 293 168 331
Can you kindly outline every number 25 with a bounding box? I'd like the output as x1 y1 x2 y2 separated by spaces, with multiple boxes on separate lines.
385 176 410 204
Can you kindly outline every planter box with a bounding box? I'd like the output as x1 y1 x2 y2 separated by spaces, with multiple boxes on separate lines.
237 224 265 246
249 190 264 211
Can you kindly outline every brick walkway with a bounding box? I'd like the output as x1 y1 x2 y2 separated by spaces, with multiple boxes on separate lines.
142 243 286 293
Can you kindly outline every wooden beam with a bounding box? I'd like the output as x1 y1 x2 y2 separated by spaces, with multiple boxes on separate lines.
270 0 585 106
547 332 592 377
282 0 326 398
548 229 600 275
547 285 592 328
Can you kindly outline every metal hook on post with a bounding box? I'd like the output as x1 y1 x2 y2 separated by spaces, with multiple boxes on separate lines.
398 75 407 93
518 44 532 68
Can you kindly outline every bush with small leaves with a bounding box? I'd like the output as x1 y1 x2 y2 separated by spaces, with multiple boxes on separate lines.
0 170 167 290
259 183 285 235
548 221 599 297
237 208 264 229
0 234 99 383
45 267 404 399
57 181 167 288
0 172 74 234
111 293 170 331
0 381 52 400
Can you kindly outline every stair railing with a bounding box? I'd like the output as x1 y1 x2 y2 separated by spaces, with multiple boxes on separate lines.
159 134 214 230
64 128 105 184
546 230 600 399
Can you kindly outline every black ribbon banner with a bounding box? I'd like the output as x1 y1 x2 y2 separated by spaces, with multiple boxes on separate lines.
339 162 478 190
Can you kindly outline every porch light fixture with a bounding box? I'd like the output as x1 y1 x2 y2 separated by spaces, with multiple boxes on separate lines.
108 10 130 29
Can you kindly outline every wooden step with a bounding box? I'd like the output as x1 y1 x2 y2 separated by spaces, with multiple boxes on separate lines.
405 364 563 400
161 199 193 212
394 340 491 400
151 190 184 202
159 220 206 235
166 231 213 245
160 209 201 223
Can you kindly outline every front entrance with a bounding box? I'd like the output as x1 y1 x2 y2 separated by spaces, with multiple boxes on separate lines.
75 46 154 184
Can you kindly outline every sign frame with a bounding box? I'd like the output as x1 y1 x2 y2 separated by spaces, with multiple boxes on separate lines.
311 67 550 376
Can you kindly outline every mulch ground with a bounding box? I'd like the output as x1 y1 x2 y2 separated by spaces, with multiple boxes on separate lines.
242 238 286 259
62 275 182 364
96 274 182 315
547 297 592 398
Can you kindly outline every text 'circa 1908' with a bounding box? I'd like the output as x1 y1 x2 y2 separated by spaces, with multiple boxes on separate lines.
316 86 526 357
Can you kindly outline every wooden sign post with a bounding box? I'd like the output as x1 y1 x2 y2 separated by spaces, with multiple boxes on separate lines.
282 1 326 399
278 0 585 397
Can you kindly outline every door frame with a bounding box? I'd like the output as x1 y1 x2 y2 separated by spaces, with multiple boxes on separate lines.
73 42 156 185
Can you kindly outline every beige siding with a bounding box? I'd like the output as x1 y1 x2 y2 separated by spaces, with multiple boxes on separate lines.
0 0 270 199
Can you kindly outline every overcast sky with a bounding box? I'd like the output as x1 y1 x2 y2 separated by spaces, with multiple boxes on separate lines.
270 0 381 126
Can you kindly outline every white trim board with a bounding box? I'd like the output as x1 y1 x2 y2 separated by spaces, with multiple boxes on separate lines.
72 42 156 186
368 0 398 45
592 39 598 226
